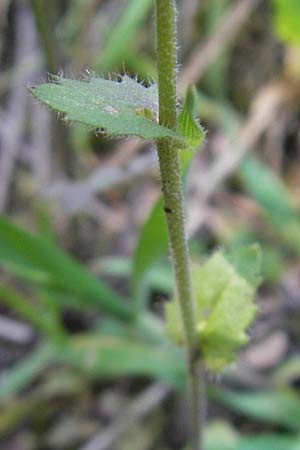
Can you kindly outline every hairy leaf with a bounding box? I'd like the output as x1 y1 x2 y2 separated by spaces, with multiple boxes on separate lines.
30 75 184 143
177 85 205 157
165 248 260 372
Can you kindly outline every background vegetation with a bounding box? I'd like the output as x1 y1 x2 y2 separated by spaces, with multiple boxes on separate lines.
0 0 300 449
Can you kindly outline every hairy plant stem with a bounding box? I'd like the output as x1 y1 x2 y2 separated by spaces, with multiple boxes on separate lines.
155 1 205 449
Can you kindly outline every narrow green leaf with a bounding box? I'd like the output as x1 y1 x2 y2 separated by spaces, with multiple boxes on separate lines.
96 0 153 71
121 48 156 80
0 283 63 339
59 334 186 389
273 356 300 386
132 197 168 307
98 257 173 295
240 157 297 225
30 75 184 143
0 216 130 319
235 434 300 450
210 387 300 431
240 156 300 253
0 343 54 399
62 0 88 41
206 423 300 450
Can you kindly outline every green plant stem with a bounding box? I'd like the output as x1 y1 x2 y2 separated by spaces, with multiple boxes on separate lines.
155 1 205 449
30 0 57 72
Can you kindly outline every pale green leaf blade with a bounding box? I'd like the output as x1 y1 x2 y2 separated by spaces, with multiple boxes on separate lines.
30 75 183 142
165 249 260 372
192 252 236 314
165 251 238 346
235 434 300 450
60 334 186 389
205 421 239 450
226 243 262 287
201 275 258 372
197 251 259 372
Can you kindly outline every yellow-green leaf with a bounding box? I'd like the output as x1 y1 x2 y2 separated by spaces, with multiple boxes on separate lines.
272 0 300 45
165 247 261 372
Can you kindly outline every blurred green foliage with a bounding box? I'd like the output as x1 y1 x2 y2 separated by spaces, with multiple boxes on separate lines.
1 0 300 448
272 0 300 44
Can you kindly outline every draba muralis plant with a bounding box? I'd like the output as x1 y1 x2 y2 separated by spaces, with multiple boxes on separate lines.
29 1 261 449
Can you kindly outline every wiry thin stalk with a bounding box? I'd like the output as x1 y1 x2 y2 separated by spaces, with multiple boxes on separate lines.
155 1 205 449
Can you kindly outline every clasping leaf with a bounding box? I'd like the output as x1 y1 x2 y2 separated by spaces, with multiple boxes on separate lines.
30 74 195 145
